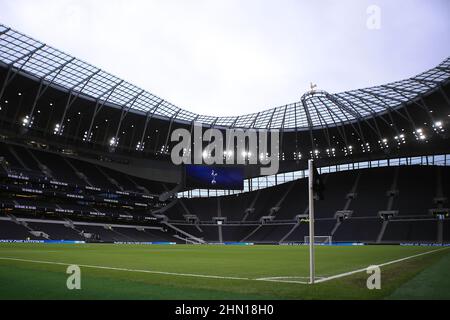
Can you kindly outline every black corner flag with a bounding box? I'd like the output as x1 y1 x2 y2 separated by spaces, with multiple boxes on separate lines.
312 163 325 201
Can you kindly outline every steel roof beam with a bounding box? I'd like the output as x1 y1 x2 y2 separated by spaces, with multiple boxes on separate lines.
278 105 288 153
326 95 368 147
294 103 300 156
58 69 101 129
250 112 260 129
344 92 395 147
411 78 436 88
356 90 405 133
359 89 415 134
309 99 332 150
362 88 410 106
114 90 145 139
300 96 316 154
0 27 11 36
436 67 450 73
316 96 352 150
9 44 46 66
85 80 124 140
69 69 101 91
326 94 363 120
439 86 450 110
385 85 434 125
163 110 181 153
0 45 46 101
266 108 277 130
382 84 422 96
137 100 164 152
334 93 384 142
28 57 76 118
343 91 392 128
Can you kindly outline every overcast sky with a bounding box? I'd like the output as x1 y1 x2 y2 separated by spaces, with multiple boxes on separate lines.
0 0 449 116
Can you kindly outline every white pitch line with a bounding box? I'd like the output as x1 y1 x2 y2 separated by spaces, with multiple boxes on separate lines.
255 247 449 285
256 279 310 284
0 257 250 281
255 276 325 284
0 247 447 285
257 276 313 280
314 247 449 284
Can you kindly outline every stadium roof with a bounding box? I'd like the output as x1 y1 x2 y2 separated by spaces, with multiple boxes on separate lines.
1 24 449 131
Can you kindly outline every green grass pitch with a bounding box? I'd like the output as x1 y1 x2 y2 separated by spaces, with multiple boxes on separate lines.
0 243 449 300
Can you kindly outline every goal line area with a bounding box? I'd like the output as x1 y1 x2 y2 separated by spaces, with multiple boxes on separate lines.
304 236 332 245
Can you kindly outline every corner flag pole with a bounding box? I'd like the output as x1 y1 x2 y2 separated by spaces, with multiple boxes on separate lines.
308 160 315 284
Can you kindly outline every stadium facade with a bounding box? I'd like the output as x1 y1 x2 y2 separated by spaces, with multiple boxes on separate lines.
0 24 449 245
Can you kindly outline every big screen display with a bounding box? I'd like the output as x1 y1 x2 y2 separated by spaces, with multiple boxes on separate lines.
185 165 244 190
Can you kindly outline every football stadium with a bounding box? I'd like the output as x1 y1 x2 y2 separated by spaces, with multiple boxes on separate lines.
0 3 450 306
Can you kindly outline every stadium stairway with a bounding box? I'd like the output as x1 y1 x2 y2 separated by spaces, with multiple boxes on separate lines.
27 149 54 179
375 167 400 243
242 190 262 222
222 225 256 242
245 224 294 243
7 146 30 171
0 142 23 168
0 215 48 240
279 223 300 243
240 225 262 242
269 181 298 219
26 221 84 241
63 157 93 186
161 222 205 244
0 218 44 240
95 165 125 192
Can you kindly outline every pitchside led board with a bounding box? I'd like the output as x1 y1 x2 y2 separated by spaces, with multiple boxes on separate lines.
184 165 244 191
